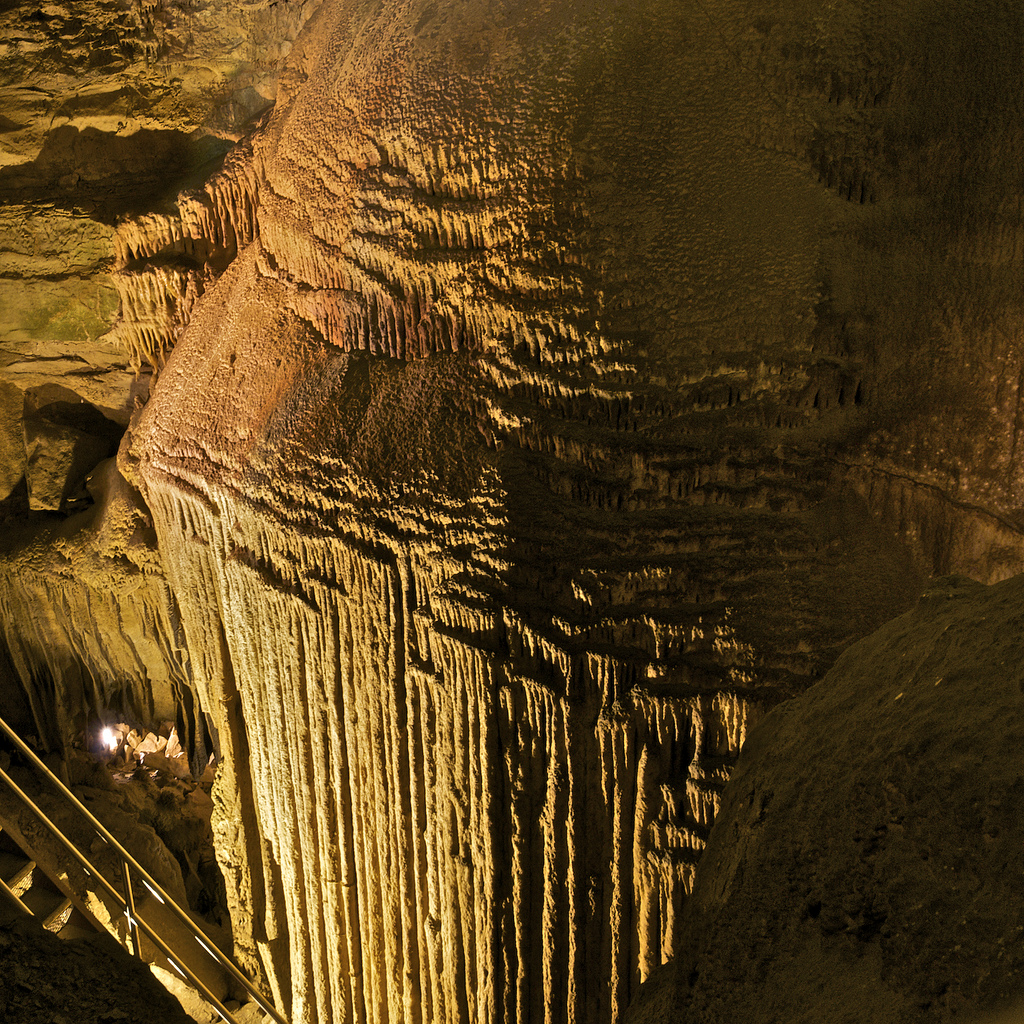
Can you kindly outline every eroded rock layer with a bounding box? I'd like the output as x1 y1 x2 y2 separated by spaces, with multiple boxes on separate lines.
0 0 1021 1022
0 0 322 767
0 0 322 491
0 459 193 747
122 1 1024 1023
662 573 1024 1022
133 327 772 1024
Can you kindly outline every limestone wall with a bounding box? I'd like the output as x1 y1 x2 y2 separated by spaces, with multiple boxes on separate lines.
0 1 1022 1022
124 5 1023 1021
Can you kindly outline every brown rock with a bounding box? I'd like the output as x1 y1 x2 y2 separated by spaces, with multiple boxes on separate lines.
0 0 324 495
123 0 1023 1020
0 910 196 1024
665 574 1024 1023
1 2 1023 1023
0 379 25 500
23 398 120 511
0 457 193 753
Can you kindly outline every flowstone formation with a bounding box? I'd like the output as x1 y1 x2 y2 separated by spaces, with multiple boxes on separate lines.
0 0 1020 1022
113 1 1023 1023
654 574 1024 1023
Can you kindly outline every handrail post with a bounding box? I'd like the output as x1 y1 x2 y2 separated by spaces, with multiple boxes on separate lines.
121 859 142 958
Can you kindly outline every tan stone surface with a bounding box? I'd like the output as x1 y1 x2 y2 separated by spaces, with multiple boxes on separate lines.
0 0 323 166
121 2 1023 1023
0 458 192 748
23 399 121 511
660 574 1024 1022
0 759 191 941
0 1 1021 1023
0 380 25 500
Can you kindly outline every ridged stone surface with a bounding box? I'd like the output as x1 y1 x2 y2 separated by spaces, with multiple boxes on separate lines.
121 1 1023 1023
0 0 1020 1022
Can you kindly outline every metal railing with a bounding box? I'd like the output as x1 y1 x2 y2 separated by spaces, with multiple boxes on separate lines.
0 714 286 1024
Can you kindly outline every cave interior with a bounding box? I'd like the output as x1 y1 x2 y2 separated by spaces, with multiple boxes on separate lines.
0 1 1022 1023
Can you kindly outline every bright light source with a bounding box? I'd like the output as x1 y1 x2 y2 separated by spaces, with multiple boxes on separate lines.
101 727 118 751
143 880 165 904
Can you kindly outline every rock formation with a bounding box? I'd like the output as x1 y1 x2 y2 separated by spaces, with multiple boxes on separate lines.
655 573 1024 1022
0 0 321 497
0 0 319 761
0 457 190 747
0 1 1022 1023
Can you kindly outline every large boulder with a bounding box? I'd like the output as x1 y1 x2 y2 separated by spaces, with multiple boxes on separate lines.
665 574 1024 1023
22 396 122 511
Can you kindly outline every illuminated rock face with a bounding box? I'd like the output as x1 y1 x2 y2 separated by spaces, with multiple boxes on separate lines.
120 1 1024 1023
0 0 321 483
0 0 320 754
0 0 1018 1021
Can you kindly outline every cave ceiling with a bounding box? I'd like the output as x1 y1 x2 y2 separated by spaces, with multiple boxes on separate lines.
0 1 1022 1022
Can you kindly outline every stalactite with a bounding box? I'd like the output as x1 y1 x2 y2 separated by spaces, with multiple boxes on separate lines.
133 449 779 1024
110 140 263 374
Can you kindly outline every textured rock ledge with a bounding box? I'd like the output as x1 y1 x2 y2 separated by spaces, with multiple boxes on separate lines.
0 459 196 748
0 0 323 494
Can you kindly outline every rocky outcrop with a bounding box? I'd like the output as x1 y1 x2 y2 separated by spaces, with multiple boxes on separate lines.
0 0 322 842
118 1 1023 1023
0 909 196 1024
110 135 262 372
0 459 194 749
0 0 321 763
0 0 321 168
0 751 193 938
659 573 1024 1022
0 0 323 479
0 0 324 762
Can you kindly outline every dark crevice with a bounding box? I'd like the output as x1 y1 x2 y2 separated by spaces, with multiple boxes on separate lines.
0 126 231 225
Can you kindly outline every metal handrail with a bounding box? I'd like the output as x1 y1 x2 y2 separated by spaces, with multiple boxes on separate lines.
0 869 33 917
0 761 242 1021
0 715 286 1024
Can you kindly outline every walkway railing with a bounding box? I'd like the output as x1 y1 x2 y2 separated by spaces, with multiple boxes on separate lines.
0 714 286 1024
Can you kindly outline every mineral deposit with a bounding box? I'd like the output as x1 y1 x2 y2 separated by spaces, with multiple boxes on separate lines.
0 1 1021 1023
